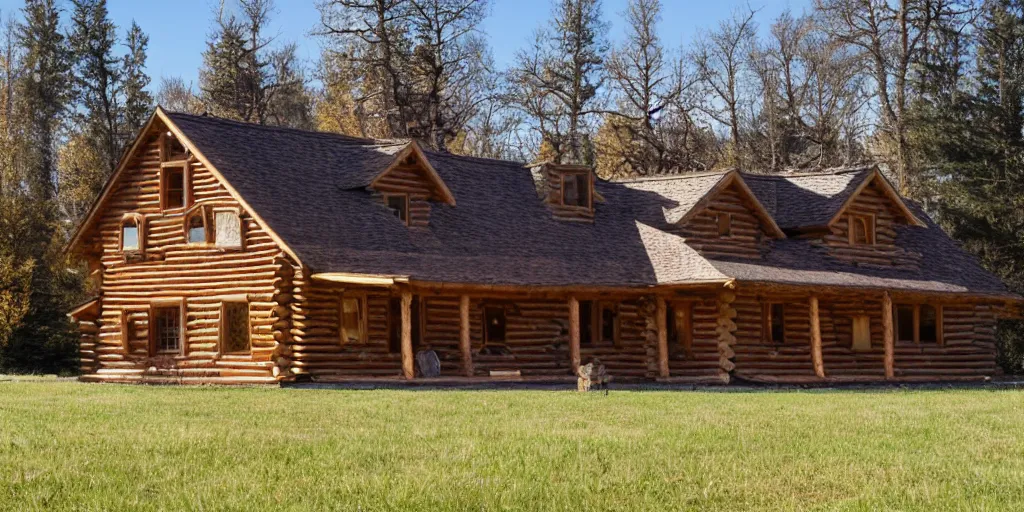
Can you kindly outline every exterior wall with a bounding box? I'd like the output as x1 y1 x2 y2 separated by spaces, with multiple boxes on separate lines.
78 125 287 384
371 163 434 228
666 299 723 380
677 184 770 259
817 179 922 269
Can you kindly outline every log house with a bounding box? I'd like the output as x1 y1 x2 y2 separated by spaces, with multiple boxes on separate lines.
65 109 1022 385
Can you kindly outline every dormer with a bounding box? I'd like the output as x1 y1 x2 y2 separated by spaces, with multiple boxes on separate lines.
820 169 925 269
369 142 455 228
532 163 599 222
672 171 785 259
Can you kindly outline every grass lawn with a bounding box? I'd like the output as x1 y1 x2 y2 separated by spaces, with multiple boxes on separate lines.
2 383 1023 511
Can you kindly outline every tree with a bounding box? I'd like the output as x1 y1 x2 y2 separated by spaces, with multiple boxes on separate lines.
511 0 608 164
122 21 152 138
69 0 121 174
157 76 203 114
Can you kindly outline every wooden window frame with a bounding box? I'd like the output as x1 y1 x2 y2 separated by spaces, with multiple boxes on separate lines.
148 299 185 356
219 297 251 355
184 205 210 246
483 305 507 345
383 194 410 226
848 213 876 245
339 293 368 345
119 213 145 254
762 302 785 344
159 163 189 211
718 212 733 237
560 172 593 209
212 207 245 250
895 303 943 345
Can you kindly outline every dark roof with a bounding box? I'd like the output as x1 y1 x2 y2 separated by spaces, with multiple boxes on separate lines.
166 112 1014 298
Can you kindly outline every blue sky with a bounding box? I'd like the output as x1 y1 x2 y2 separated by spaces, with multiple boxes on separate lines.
1 0 812 90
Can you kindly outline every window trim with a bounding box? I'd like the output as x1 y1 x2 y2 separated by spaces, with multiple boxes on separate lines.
383 194 410 226
148 299 185 356
184 205 210 246
219 297 251 355
339 293 368 345
212 207 245 250
560 172 592 209
159 163 189 211
848 213 876 245
119 213 145 254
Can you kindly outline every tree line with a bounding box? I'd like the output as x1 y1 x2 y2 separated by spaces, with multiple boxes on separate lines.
0 0 1022 373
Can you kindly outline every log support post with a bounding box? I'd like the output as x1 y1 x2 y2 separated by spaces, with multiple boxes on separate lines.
459 295 473 377
401 291 414 379
809 295 825 378
716 290 737 383
569 297 581 374
882 291 895 379
656 297 669 378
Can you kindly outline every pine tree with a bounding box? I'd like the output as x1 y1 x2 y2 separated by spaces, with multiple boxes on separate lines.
69 0 121 174
122 21 152 138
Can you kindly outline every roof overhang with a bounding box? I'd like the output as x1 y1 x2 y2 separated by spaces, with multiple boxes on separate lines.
827 167 925 228
67 298 100 322
676 171 787 239
312 272 411 287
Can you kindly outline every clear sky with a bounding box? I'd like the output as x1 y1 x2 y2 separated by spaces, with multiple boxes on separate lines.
1 0 813 91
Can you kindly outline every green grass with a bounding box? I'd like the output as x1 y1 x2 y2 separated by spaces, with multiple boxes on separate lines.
2 383 1023 511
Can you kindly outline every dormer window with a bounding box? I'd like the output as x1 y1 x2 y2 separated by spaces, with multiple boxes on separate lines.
849 214 875 245
561 172 591 208
385 194 409 225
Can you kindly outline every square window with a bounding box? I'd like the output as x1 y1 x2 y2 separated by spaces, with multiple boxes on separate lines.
221 302 250 354
215 211 243 248
153 305 181 354
385 195 409 223
340 296 365 344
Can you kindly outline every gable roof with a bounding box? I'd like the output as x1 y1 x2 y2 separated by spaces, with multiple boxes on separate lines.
370 141 456 205
67 111 1018 300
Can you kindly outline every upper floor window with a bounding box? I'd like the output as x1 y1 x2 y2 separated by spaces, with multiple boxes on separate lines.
849 214 875 245
120 214 144 253
718 212 732 236
561 172 591 208
186 208 207 244
214 210 243 249
385 194 409 224
161 165 186 210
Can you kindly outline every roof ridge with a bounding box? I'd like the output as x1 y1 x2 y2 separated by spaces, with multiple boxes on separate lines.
742 166 875 179
611 169 732 183
425 150 528 168
163 110 409 147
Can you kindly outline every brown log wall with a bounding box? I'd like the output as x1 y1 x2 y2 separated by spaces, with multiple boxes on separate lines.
819 180 921 269
677 184 769 259
371 164 433 228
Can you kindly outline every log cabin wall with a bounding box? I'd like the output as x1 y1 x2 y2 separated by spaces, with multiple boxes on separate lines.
892 302 998 379
675 184 770 259
665 299 723 380
81 125 286 384
730 291 817 380
817 179 922 269
370 162 434 228
536 164 596 222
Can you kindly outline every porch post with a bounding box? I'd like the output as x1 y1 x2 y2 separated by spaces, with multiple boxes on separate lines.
882 291 895 379
656 297 669 378
809 295 825 378
459 295 473 377
401 291 414 379
569 297 581 374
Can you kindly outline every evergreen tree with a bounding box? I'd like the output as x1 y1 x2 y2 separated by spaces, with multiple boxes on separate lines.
69 0 121 174
122 21 152 138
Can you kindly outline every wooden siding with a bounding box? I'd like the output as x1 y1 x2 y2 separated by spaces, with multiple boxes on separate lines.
666 299 723 380
78 124 285 384
819 179 922 269
676 183 770 259
370 163 434 228
538 164 595 222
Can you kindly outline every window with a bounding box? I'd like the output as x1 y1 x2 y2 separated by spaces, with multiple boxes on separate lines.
186 210 207 244
669 302 694 354
895 304 942 344
561 173 591 207
152 305 182 354
599 303 618 345
896 305 915 342
579 300 594 345
718 212 732 236
764 303 785 343
121 217 140 252
161 166 186 210
221 302 250 354
851 315 871 351
214 210 243 249
484 306 506 344
340 295 366 344
849 214 875 245
385 195 409 224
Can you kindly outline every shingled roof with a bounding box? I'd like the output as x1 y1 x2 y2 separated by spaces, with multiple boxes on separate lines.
157 111 1014 298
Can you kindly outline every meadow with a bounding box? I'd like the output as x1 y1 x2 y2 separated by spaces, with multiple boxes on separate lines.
1 381 1023 511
